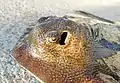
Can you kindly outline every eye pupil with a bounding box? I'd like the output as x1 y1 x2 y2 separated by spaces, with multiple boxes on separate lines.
51 37 56 41
49 37 57 42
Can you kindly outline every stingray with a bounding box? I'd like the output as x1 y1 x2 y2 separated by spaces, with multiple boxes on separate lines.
12 11 120 83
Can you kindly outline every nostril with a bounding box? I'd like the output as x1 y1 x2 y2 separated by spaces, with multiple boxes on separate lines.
59 32 68 45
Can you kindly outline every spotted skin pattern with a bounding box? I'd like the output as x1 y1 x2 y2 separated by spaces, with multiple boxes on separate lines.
12 16 105 83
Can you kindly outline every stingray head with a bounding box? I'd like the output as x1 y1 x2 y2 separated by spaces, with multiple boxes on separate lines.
12 16 95 82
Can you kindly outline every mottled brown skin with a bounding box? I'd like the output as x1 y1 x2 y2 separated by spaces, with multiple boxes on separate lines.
12 16 105 83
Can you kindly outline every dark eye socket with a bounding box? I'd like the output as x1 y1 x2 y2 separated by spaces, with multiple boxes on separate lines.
59 32 68 45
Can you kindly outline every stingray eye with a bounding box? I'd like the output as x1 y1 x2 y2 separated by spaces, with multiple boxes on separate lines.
48 37 58 42
45 31 60 43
